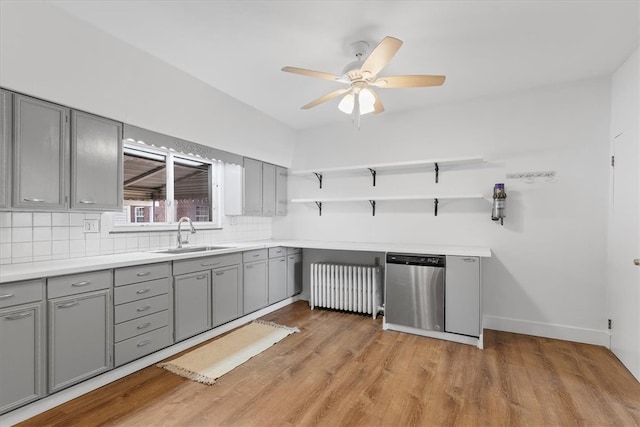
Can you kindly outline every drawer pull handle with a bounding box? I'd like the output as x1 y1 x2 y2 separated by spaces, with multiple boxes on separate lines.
196 275 207 280
79 200 95 204
253 254 260 258
215 271 224 276
137 339 152 347
58 301 79 309
201 261 221 266
137 305 151 312
246 265 253 269
0 293 15 300
462 258 477 263
136 288 151 294
23 198 45 202
5 312 32 321
136 271 151 277
72 281 91 287
280 259 285 263
137 322 151 330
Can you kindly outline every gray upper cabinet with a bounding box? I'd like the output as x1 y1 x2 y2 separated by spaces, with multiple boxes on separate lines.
71 111 123 211
243 158 263 215
0 89 11 210
13 94 69 210
262 163 276 216
275 166 287 216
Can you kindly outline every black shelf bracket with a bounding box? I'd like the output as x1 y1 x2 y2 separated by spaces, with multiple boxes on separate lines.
434 162 440 184
434 198 439 216
315 201 322 216
313 172 323 189
369 200 376 216
368 168 377 187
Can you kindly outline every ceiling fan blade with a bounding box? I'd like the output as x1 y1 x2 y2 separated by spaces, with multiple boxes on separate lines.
371 90 384 114
360 36 403 78
282 66 343 82
301 88 351 109
371 75 446 88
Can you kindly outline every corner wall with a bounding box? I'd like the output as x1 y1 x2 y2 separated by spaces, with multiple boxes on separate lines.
274 78 612 345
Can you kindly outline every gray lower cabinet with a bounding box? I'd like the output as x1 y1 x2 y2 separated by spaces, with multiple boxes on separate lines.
244 157 263 215
114 263 172 366
262 162 276 216
268 248 287 304
0 280 45 415
48 288 112 393
212 264 242 327
243 249 268 314
0 89 11 210
70 110 123 211
174 271 211 341
275 166 287 216
445 256 481 337
286 250 302 297
13 94 69 210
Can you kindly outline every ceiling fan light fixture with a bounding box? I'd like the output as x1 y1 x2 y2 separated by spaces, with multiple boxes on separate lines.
338 93 354 114
359 88 375 115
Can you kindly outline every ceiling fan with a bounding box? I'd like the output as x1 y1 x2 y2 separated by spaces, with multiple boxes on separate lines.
282 36 445 126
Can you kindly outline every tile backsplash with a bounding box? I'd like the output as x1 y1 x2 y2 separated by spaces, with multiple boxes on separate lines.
0 211 272 265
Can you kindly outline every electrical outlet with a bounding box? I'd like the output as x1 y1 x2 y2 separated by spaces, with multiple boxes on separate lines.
83 219 99 233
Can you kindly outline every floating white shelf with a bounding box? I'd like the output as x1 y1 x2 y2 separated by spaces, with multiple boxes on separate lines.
291 193 485 216
290 155 484 186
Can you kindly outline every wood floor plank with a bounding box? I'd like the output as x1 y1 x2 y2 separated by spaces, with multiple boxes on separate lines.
16 301 640 426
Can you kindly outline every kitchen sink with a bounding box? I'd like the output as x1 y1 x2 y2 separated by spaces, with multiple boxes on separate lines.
152 245 234 254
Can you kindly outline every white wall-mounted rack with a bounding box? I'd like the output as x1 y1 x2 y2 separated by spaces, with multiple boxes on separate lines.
291 194 484 216
290 155 484 187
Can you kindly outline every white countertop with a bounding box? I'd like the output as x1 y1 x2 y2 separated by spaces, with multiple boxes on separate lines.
0 240 491 284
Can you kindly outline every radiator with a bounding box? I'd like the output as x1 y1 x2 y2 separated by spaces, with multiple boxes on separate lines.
310 263 383 319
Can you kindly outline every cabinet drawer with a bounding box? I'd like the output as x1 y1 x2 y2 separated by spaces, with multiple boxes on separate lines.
243 249 268 263
115 294 169 324
268 247 286 258
114 310 169 343
286 247 302 255
0 280 44 309
114 278 169 305
115 263 170 287
47 270 111 299
114 326 172 367
173 253 242 276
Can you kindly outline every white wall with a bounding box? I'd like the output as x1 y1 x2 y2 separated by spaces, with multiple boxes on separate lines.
274 78 612 345
0 1 295 167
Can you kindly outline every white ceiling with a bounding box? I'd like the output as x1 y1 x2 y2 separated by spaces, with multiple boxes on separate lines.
51 1 639 131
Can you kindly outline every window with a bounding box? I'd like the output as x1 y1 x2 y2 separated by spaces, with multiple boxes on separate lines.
116 143 221 227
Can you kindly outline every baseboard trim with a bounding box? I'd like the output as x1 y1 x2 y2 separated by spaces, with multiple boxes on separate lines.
0 296 300 426
482 315 610 347
383 321 482 348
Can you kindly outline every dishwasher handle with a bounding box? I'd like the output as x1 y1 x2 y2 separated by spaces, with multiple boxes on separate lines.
386 253 446 267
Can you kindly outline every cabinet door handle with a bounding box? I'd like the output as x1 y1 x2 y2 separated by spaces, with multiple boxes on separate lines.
201 261 221 267
136 288 151 294
196 275 207 280
58 301 79 309
136 322 151 330
23 198 45 202
280 259 285 263
79 200 95 204
5 312 32 321
215 271 224 276
462 258 477 262
0 293 15 300
136 304 151 312
71 280 91 287
136 271 151 277
253 254 260 258
137 339 152 347
246 265 253 269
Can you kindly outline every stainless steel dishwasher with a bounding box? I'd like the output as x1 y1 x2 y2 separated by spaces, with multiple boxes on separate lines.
385 253 445 331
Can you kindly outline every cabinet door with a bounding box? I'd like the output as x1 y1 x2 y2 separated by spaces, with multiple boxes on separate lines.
243 260 267 314
0 302 45 415
262 163 276 216
445 256 480 337
275 166 288 216
13 94 69 210
71 111 123 211
268 256 287 304
0 89 11 210
243 158 262 215
48 289 112 393
174 271 211 341
212 265 242 326
287 253 302 297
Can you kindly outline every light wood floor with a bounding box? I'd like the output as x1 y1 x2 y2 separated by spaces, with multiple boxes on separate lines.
18 301 640 426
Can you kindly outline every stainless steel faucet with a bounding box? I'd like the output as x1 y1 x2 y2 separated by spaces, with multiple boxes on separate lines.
176 217 196 248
